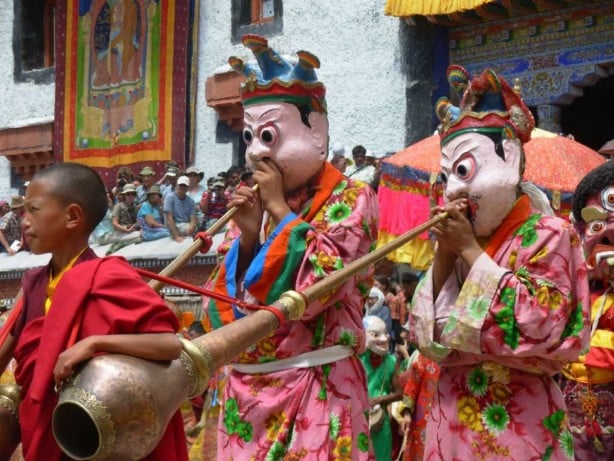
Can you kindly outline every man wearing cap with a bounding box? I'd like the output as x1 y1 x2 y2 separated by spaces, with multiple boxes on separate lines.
136 165 156 206
105 183 142 253
158 163 180 200
408 66 589 459
200 35 378 460
199 176 229 231
0 196 24 255
185 166 206 227
164 175 196 242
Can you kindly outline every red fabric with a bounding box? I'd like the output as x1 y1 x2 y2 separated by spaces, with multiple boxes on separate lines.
13 252 187 461
195 231 213 254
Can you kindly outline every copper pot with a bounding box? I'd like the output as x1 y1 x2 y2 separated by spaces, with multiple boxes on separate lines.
52 291 305 460
0 384 21 461
52 348 194 461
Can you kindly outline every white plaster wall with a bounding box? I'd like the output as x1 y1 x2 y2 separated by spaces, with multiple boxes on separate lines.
0 0 55 199
0 0 406 197
195 0 406 175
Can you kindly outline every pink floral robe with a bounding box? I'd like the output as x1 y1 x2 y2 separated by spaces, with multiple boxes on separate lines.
410 205 590 460
202 164 378 460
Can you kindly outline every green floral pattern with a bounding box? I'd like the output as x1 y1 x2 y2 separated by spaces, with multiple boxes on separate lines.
409 206 589 460
223 398 253 442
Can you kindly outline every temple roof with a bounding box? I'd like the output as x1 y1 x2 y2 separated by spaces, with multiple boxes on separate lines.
385 0 607 26
385 0 494 16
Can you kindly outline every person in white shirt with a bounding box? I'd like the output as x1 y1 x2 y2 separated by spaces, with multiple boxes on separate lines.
345 144 376 185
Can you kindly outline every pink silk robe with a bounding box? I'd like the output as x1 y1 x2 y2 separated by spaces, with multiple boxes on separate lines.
202 164 379 460
410 208 590 460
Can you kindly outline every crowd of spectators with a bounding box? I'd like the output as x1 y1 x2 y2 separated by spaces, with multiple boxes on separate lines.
329 143 393 190
0 162 256 257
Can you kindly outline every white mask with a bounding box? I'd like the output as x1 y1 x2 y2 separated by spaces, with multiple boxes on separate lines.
440 132 522 237
363 315 389 356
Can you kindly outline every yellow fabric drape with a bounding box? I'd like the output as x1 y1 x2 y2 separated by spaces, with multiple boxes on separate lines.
376 230 435 271
384 0 495 17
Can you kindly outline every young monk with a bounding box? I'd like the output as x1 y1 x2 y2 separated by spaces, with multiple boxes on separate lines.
0 162 188 461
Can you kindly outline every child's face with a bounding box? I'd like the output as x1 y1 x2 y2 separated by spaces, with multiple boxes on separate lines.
23 178 71 255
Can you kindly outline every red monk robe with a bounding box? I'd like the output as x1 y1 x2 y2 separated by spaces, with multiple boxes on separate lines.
12 249 188 461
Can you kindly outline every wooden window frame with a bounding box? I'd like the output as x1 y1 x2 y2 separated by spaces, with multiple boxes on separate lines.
250 0 274 25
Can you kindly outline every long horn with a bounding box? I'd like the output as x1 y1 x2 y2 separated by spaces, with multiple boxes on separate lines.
148 185 259 293
0 384 20 460
52 212 447 460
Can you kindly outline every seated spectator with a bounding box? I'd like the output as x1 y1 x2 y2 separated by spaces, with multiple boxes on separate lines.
0 200 9 219
0 196 25 255
330 152 348 174
0 199 13 254
225 165 242 195
104 184 142 253
90 188 115 245
136 165 156 206
138 185 171 241
158 162 181 199
199 176 229 232
346 144 376 185
112 166 136 197
164 175 197 242
185 166 206 227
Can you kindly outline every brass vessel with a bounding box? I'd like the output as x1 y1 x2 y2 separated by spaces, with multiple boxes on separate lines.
0 383 21 460
52 290 306 460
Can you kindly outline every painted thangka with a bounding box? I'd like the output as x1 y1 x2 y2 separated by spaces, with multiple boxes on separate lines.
54 0 198 183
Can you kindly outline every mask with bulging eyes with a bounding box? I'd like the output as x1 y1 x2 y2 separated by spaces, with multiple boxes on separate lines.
440 132 522 237
579 186 614 280
242 102 328 193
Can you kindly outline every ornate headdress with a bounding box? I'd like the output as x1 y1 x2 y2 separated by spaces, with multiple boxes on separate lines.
228 34 326 114
435 65 534 145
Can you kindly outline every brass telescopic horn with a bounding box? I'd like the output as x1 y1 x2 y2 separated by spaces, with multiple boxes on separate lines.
0 383 20 460
148 184 259 293
52 212 447 460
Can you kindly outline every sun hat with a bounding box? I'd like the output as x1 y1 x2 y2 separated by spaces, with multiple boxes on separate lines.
177 176 190 187
120 184 137 194
165 166 179 177
147 185 162 196
140 166 155 176
186 166 204 180
212 177 226 188
9 196 24 209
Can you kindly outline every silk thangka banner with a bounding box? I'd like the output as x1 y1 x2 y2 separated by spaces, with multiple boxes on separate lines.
54 0 198 185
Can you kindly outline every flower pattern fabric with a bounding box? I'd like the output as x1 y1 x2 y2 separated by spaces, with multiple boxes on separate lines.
202 164 379 460
410 208 590 460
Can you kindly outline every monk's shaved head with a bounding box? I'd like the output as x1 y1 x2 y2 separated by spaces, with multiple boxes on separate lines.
33 163 108 232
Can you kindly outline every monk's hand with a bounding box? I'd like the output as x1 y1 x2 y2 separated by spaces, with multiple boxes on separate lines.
253 160 291 223
53 337 96 389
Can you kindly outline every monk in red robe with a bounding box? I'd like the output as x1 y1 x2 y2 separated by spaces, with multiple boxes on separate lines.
0 162 188 461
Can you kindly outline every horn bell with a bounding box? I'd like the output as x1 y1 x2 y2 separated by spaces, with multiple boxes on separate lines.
52 352 194 461
0 383 21 460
